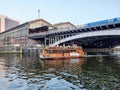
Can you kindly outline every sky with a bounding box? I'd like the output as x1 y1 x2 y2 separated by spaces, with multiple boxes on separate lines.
0 0 120 25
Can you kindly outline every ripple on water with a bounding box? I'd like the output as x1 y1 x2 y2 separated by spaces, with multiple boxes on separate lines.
0 54 120 90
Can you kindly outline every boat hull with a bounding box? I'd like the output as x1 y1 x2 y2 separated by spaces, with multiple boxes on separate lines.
39 46 85 60
39 55 86 60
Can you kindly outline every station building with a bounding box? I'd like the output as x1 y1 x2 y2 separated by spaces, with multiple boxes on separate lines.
0 15 75 47
0 18 56 46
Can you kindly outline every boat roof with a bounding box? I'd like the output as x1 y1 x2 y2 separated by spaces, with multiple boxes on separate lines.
45 46 82 50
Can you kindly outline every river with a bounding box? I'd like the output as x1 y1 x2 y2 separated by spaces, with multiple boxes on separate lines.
0 53 120 90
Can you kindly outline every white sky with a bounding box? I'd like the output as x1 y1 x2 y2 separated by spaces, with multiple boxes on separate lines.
0 0 120 25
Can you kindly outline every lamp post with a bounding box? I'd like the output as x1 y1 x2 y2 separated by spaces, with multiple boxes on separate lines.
38 9 40 19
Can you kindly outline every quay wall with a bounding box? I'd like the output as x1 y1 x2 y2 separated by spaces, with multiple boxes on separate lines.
0 45 22 54
1 45 120 54
0 45 40 54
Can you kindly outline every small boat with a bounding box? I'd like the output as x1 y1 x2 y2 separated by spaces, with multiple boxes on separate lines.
39 45 85 60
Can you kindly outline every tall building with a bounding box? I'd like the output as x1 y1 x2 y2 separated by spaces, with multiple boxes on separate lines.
0 15 20 32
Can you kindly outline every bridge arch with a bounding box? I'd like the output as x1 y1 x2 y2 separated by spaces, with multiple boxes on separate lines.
51 29 120 48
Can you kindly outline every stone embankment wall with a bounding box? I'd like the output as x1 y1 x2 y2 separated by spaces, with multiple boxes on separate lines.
0 46 21 54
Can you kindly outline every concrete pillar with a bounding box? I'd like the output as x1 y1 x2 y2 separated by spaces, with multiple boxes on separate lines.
50 37 52 44
53 37 55 44
44 37 46 47
55 36 57 42
51 37 53 44
59 36 61 40
58 36 60 41
57 36 59 42
49 37 51 45
61 35 63 39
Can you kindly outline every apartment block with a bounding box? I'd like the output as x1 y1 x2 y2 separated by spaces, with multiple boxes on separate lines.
0 15 20 32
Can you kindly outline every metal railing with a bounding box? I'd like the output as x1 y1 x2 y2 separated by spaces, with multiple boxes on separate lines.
28 23 120 38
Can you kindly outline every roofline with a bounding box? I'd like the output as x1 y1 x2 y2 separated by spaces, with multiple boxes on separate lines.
28 18 54 27
0 22 28 35
54 22 75 27
0 18 56 35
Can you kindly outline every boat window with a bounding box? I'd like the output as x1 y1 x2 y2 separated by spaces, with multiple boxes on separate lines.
64 50 69 53
48 50 60 53
71 50 76 52
45 50 48 53
47 50 70 53
54 50 58 53
58 50 63 53
49 50 54 53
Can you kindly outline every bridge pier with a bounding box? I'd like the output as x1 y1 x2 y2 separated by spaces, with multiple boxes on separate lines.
48 35 67 46
44 37 47 47
49 37 53 45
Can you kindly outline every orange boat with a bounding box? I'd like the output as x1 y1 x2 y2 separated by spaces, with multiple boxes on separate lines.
39 46 85 60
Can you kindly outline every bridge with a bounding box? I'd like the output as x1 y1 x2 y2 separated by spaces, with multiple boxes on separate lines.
28 17 120 48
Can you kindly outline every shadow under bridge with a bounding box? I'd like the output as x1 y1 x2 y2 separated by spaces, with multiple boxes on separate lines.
51 29 120 48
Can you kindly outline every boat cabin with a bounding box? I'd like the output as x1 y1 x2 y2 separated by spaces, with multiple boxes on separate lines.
40 46 85 60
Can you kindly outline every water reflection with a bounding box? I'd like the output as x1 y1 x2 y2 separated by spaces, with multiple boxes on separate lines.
40 58 84 71
81 56 120 90
0 54 120 90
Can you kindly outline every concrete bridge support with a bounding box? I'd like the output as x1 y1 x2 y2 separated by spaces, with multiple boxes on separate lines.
47 34 72 46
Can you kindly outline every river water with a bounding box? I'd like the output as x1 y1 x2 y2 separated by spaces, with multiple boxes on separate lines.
0 53 120 90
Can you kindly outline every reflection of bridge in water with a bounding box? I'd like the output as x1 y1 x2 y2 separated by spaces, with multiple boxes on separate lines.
29 17 120 48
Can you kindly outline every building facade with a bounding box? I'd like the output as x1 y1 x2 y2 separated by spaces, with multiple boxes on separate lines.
0 16 76 47
0 15 20 32
0 18 55 46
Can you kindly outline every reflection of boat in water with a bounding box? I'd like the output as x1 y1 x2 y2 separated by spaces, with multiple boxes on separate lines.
41 58 84 70
39 46 85 60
